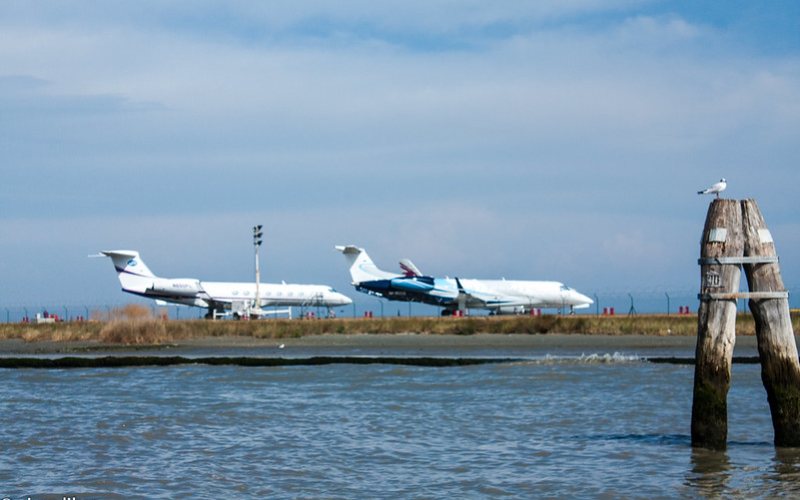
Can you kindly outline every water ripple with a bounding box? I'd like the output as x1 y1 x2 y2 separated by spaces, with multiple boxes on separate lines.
0 357 790 497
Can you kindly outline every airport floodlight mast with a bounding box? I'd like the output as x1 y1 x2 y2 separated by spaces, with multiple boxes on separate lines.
253 225 263 316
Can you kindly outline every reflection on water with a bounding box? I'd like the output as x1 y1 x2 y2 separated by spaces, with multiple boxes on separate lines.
771 448 800 494
687 448 732 497
0 350 797 497
685 445 800 497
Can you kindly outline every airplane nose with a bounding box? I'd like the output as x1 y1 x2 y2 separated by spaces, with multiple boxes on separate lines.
337 293 353 306
575 291 593 305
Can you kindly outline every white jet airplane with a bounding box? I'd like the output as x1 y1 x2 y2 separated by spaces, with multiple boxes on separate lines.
336 245 593 315
96 250 352 319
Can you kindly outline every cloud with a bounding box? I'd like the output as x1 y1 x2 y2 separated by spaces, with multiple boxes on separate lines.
0 1 649 48
0 2 798 308
614 14 702 44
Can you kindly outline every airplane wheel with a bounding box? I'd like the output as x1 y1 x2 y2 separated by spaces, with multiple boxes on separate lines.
441 309 452 317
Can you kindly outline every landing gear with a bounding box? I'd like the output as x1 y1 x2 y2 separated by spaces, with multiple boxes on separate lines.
205 307 225 320
441 308 470 317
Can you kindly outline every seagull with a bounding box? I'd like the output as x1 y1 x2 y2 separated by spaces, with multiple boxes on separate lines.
697 178 727 198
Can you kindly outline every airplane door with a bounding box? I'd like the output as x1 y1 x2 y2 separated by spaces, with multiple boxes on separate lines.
559 285 569 314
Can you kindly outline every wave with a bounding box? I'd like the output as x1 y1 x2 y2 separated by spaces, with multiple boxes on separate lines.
0 355 519 369
513 352 645 365
0 353 762 369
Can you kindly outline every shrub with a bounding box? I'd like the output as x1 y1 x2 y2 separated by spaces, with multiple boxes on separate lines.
98 305 169 344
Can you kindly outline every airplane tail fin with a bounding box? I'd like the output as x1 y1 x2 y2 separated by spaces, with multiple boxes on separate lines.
335 245 398 283
93 250 157 293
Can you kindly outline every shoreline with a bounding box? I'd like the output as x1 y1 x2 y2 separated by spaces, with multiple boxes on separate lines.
0 332 767 356
0 313 796 355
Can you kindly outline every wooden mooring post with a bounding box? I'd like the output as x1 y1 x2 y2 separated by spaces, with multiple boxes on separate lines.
741 199 800 447
692 199 800 449
692 200 742 449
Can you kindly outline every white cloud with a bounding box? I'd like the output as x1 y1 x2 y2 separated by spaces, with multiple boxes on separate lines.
614 14 702 43
1 2 799 308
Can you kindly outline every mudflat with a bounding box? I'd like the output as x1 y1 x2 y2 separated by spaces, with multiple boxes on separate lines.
0 333 763 356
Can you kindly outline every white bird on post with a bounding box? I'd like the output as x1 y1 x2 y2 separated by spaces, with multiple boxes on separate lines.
698 178 727 198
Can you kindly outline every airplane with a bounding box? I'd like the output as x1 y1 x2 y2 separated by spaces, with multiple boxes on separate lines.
335 245 593 315
95 250 352 319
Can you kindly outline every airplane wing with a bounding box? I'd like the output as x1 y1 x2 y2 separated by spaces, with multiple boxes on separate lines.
454 278 539 309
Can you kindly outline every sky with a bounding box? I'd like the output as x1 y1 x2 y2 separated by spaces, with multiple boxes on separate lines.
1 1 799 315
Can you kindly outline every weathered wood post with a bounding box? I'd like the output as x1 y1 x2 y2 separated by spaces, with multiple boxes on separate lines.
741 199 800 447
692 199 743 449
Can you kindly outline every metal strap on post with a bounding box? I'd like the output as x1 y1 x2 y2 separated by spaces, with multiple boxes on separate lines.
698 256 780 266
698 291 790 301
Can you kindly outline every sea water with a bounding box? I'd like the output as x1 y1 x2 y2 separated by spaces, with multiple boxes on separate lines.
1 341 799 498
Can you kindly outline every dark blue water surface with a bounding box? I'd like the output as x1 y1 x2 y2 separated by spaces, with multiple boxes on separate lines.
1 340 799 498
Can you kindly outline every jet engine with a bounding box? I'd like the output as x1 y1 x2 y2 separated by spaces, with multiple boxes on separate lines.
147 278 203 297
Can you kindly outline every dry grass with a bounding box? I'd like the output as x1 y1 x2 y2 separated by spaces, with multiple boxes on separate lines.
97 304 176 344
125 313 766 338
0 309 796 344
0 322 103 343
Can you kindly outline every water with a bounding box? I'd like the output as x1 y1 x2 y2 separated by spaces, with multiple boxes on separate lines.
1 339 799 498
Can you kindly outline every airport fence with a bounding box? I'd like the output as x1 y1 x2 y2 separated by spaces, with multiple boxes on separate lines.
0 303 343 323
353 287 800 319
3 286 798 323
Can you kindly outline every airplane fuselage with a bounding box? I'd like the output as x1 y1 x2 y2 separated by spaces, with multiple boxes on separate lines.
99 250 352 315
355 275 592 313
336 245 594 315
130 278 351 309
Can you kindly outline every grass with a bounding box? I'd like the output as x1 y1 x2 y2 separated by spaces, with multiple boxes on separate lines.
97 304 170 344
1 310 797 345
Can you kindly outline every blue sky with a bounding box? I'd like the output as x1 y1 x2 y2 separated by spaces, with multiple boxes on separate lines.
1 1 798 314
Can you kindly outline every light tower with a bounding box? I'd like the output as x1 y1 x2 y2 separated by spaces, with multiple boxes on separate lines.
252 224 263 317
